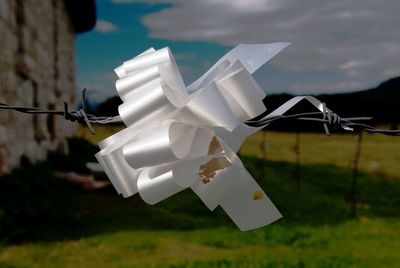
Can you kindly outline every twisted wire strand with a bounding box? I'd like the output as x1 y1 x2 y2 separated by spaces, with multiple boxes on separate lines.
0 89 122 134
0 91 399 136
245 102 400 136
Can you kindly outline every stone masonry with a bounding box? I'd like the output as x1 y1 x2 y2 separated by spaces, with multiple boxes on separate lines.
0 0 79 173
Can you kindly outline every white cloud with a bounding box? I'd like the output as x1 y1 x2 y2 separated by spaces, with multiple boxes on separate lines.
78 72 118 98
286 81 369 95
137 0 400 84
95 19 118 33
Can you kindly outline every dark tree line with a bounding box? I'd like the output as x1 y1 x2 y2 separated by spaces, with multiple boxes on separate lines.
91 76 400 130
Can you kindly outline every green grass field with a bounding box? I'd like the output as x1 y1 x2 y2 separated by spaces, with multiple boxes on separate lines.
78 126 400 178
1 153 400 267
1 128 399 267
240 131 400 179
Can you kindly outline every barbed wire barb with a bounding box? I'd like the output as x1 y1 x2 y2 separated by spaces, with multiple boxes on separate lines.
0 90 399 137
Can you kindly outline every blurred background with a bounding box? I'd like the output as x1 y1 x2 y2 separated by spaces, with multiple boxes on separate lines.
0 0 399 267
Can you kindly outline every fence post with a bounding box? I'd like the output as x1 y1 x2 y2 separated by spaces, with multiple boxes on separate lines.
259 130 267 179
349 132 363 217
293 131 301 192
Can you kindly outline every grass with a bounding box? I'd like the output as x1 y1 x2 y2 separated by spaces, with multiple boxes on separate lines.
77 125 123 145
240 131 400 179
1 220 399 268
1 155 400 267
78 126 400 179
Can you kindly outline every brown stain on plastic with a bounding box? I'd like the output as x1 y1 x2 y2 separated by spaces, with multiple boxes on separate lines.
208 136 224 154
200 136 231 184
252 190 263 201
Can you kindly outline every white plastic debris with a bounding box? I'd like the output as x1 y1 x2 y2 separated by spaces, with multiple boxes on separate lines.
96 43 292 231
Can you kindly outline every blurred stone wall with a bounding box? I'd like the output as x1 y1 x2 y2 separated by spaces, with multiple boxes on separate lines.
0 0 76 173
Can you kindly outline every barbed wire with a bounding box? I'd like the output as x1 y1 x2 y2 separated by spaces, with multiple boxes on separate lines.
245 102 400 136
0 89 121 134
0 89 399 136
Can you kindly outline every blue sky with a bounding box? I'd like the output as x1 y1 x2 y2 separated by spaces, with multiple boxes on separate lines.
76 0 400 100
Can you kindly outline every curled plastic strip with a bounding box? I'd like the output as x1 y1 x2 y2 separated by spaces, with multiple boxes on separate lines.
97 43 303 231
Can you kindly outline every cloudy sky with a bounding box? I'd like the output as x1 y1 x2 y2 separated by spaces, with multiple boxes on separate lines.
76 0 400 100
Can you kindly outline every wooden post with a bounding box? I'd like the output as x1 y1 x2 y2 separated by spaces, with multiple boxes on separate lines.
350 132 363 217
294 131 301 192
259 130 267 179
